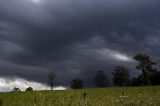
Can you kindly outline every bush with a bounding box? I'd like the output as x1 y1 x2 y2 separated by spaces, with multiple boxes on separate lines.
71 79 83 89
26 87 33 91
11 87 21 92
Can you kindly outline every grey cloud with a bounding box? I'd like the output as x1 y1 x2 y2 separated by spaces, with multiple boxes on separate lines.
0 0 160 89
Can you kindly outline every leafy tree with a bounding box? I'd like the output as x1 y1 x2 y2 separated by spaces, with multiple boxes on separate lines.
71 79 83 89
94 71 109 87
131 77 139 86
150 71 160 85
133 53 156 85
112 66 131 86
26 87 33 91
133 53 156 74
48 71 56 90
12 87 21 92
133 74 151 86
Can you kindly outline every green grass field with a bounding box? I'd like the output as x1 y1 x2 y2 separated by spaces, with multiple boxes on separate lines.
0 86 160 106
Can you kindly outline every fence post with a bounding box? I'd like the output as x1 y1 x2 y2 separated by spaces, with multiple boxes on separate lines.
0 99 3 106
83 93 87 100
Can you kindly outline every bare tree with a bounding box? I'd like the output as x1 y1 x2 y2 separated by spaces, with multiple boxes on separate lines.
48 71 56 90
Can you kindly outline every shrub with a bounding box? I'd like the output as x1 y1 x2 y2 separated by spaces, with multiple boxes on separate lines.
26 87 33 91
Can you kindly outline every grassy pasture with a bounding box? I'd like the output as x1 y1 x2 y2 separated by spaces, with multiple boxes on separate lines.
0 86 160 106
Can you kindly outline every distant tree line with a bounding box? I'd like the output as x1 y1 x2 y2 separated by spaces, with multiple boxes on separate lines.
11 87 33 92
71 53 160 89
11 52 160 91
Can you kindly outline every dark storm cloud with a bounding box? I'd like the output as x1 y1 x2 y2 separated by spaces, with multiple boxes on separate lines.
0 0 160 88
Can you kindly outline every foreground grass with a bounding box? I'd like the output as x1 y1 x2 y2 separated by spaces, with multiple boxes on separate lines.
0 86 160 106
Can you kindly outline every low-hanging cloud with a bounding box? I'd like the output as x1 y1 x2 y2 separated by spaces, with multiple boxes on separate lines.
0 77 66 92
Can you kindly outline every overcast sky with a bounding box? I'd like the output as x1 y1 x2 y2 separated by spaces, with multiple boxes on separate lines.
0 0 160 91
